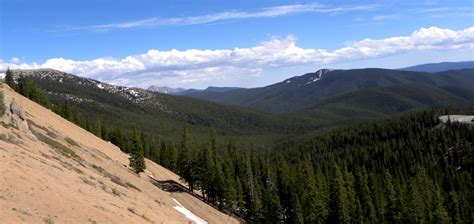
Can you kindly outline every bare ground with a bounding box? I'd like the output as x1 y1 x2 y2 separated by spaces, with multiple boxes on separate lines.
0 84 238 224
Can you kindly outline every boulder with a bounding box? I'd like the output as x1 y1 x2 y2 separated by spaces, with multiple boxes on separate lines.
10 100 25 120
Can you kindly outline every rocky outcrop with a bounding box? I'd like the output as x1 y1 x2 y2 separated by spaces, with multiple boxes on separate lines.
10 100 26 120
1 98 28 131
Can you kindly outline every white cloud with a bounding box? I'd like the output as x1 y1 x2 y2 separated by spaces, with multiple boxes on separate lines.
63 3 379 32
2 26 473 88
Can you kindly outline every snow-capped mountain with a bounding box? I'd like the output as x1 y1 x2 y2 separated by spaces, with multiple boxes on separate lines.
282 69 334 86
147 85 187 95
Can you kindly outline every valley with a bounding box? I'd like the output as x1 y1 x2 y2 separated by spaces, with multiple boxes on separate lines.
1 65 473 223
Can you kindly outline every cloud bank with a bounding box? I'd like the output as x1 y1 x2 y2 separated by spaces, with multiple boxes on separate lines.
2 26 473 87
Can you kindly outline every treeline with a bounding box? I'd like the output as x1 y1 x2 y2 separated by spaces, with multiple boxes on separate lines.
4 70 148 172
5 72 473 223
5 68 50 108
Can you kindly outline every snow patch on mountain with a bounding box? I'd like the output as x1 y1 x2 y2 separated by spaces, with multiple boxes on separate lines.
148 85 186 94
304 69 333 85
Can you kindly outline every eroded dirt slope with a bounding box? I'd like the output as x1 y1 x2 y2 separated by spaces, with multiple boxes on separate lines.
0 84 238 224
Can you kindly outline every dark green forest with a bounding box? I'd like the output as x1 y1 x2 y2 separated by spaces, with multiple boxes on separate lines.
5 72 473 223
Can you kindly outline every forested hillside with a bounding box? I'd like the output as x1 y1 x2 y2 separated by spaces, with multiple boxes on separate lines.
156 108 473 223
400 61 474 73
296 84 474 121
5 68 473 223
183 68 474 112
9 69 319 144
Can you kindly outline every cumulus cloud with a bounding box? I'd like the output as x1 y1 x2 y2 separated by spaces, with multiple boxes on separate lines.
63 3 379 32
2 26 473 87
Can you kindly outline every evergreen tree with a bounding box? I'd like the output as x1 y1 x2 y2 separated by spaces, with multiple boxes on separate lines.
93 118 102 138
129 127 146 173
178 126 195 191
329 164 349 223
167 142 178 171
385 171 401 223
4 68 15 89
299 155 327 223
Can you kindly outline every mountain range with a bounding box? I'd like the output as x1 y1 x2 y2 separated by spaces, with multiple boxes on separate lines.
400 61 474 73
3 62 474 223
147 85 242 96
181 68 474 113
7 63 474 142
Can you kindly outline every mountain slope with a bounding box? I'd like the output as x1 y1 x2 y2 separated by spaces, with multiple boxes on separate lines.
400 61 474 72
175 86 243 96
183 68 474 113
147 85 186 94
297 84 474 121
0 83 238 223
9 69 318 143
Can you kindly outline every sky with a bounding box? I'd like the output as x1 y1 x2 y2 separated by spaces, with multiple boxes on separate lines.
1 0 473 89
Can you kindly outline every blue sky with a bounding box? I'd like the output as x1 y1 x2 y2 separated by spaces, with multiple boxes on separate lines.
1 0 473 88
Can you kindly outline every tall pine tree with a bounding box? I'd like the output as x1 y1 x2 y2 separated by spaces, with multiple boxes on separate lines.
129 127 146 173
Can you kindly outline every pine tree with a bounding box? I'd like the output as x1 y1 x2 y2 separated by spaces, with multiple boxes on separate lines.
129 127 146 173
385 171 401 223
329 164 350 223
93 119 102 138
299 154 327 223
355 168 377 223
178 126 195 191
167 142 178 171
4 68 16 89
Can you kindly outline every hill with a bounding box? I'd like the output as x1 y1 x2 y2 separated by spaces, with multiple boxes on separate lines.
8 69 318 143
175 86 243 96
297 84 474 121
183 68 474 113
147 85 186 94
400 61 474 72
0 83 238 223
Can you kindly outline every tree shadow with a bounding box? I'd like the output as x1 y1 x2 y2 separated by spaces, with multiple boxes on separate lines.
149 176 189 193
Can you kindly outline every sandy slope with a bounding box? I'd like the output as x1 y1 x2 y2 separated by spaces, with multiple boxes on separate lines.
0 84 238 224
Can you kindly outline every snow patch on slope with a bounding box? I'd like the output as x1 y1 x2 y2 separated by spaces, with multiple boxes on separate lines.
173 198 208 224
304 69 333 85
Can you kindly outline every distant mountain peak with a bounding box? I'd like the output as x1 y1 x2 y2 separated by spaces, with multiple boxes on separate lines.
283 68 334 85
147 85 186 94
304 68 333 85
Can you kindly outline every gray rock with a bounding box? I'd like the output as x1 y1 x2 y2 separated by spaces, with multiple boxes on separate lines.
10 100 25 120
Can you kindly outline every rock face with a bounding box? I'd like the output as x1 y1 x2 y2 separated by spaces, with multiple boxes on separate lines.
1 98 28 131
10 100 25 120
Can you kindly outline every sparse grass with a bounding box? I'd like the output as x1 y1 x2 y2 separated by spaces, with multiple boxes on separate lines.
127 207 151 222
126 182 142 192
0 133 17 144
43 217 54 224
40 152 51 159
91 164 141 192
1 121 18 130
127 207 136 214
31 128 80 160
111 188 121 196
65 137 79 147
28 120 57 138
81 177 96 187
110 175 128 188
